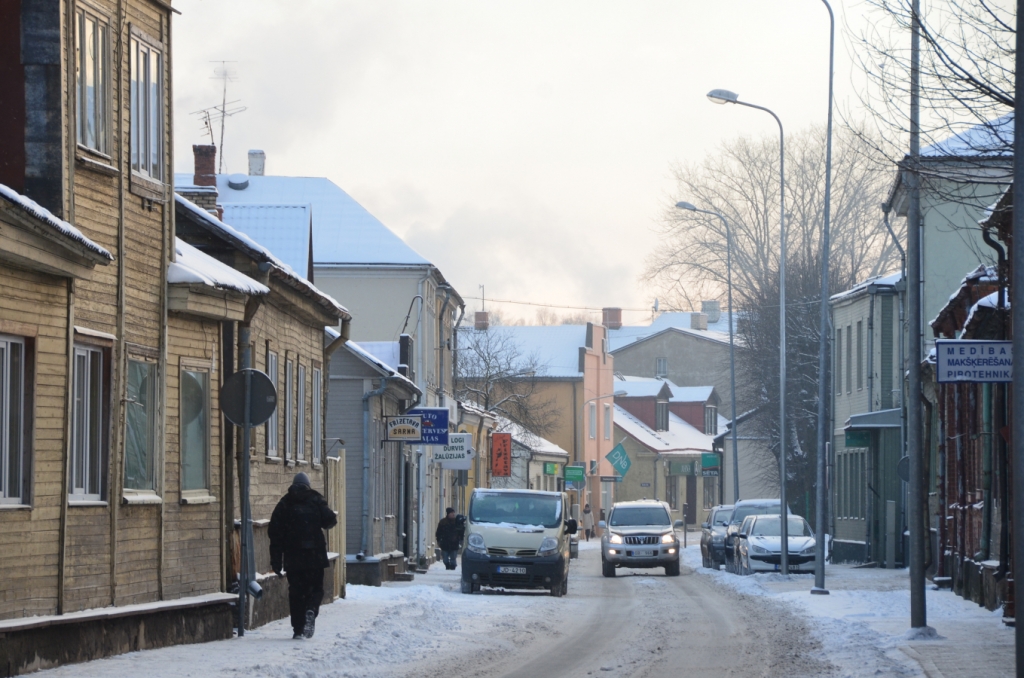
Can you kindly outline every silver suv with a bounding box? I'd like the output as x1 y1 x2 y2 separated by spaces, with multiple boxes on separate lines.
599 500 683 577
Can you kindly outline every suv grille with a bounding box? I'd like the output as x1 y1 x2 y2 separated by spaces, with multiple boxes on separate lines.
624 535 659 545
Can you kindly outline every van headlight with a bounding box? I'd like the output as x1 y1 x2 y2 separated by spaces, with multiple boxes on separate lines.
661 533 676 544
467 532 487 554
538 537 559 556
609 533 623 544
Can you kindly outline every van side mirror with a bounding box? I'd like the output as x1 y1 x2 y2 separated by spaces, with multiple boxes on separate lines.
598 520 607 529
565 518 578 535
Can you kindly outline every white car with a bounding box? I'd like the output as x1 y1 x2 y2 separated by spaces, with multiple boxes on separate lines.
734 514 817 574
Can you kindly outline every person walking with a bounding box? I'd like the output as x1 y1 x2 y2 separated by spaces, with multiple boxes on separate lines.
582 503 595 541
269 472 337 640
436 508 464 570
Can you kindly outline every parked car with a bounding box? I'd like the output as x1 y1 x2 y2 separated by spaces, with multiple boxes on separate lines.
599 500 684 577
700 505 734 569
724 499 789 573
734 514 817 575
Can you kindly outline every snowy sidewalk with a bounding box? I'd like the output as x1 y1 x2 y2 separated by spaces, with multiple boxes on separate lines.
681 544 1014 677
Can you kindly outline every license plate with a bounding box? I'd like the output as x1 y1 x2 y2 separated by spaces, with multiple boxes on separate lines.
632 550 655 557
497 566 526 574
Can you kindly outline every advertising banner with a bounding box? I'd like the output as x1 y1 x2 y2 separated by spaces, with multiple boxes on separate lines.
491 433 512 477
384 415 422 442
935 339 1012 383
433 432 474 469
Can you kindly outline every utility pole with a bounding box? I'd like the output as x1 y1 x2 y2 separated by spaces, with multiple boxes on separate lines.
906 0 928 631
1011 0 1024 671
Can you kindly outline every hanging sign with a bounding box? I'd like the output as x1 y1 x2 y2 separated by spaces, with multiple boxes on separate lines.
605 443 631 477
491 433 512 477
385 415 422 441
935 339 1012 383
433 432 474 469
701 453 720 469
543 462 559 476
406 407 449 445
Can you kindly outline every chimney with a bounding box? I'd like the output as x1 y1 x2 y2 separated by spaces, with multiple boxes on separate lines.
474 311 490 331
248 150 266 176
602 307 623 330
690 313 708 331
701 300 721 324
193 144 217 187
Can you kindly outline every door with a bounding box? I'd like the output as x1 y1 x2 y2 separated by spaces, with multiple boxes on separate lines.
685 475 697 524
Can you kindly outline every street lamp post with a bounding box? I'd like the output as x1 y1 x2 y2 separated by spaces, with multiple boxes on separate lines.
708 88 789 574
675 202 740 505
580 390 628 516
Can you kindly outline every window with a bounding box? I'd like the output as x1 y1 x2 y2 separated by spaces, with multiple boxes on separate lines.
666 475 679 510
603 403 611 440
704 405 718 436
703 477 718 509
180 368 209 492
655 401 669 431
655 357 668 377
296 364 306 461
124 359 157 491
266 350 279 456
588 402 597 439
0 336 27 504
312 367 322 464
285 359 294 459
835 328 842 395
856 320 864 391
75 8 110 153
846 324 853 394
71 345 107 501
130 35 163 181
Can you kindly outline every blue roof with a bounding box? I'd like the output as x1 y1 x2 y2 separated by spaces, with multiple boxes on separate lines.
220 204 312 279
175 173 431 267
921 112 1013 158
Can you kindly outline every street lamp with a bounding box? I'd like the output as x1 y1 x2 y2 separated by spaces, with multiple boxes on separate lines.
580 390 628 519
675 201 740 506
709 88 790 575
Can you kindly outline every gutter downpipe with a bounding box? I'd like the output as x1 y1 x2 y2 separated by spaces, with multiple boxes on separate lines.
980 227 1006 563
361 378 388 558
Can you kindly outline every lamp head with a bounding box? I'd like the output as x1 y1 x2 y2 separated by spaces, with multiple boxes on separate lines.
675 201 697 211
707 89 739 105
613 390 628 397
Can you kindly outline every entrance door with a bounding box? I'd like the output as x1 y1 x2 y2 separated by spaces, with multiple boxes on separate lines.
685 475 697 524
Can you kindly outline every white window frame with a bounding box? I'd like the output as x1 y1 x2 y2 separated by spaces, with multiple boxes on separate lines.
655 357 668 377
129 32 164 182
588 402 597 439
180 365 211 496
0 335 27 505
655 401 669 431
71 344 106 502
266 350 279 457
75 5 110 154
312 367 322 465
603 403 611 440
296 364 306 462
285 358 294 460
704 405 718 436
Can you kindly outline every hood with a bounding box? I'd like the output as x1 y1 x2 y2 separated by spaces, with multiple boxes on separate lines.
607 525 673 536
285 483 314 502
747 535 815 553
470 522 562 549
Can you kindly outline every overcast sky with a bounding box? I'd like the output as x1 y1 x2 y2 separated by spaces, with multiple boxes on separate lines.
172 1 881 324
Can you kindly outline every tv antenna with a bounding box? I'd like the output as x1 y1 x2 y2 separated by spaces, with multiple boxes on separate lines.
189 61 246 173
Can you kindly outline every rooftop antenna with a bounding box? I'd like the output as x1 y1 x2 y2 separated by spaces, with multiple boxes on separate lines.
204 61 247 173
480 284 485 312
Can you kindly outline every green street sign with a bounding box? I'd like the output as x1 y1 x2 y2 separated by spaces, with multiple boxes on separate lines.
564 465 585 483
543 462 559 476
701 453 720 469
605 443 631 477
845 430 871 448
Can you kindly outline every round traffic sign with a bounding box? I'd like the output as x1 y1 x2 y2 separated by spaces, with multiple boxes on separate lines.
896 456 910 483
220 368 277 427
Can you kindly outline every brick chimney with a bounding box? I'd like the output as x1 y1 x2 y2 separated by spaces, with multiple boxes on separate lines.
690 313 708 331
193 144 217 187
602 307 623 330
248 149 265 176
474 312 490 330
701 300 721 324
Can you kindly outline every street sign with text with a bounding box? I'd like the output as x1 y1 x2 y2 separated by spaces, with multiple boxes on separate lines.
935 339 1012 383
432 432 473 469
406 407 449 445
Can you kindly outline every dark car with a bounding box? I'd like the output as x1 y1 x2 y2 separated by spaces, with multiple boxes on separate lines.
724 499 788 573
700 504 734 569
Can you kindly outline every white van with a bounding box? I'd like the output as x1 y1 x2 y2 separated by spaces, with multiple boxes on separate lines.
461 489 578 596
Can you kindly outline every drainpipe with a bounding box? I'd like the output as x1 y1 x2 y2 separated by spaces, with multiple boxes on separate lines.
883 204 907 464
937 383 947 578
980 226 1006 569
360 378 388 558
438 285 452 406
978 383 993 561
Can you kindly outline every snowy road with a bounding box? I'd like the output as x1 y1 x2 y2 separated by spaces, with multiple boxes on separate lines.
34 541 834 678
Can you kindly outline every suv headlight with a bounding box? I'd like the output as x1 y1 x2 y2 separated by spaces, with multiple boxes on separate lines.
609 533 623 544
467 532 486 554
538 537 559 556
661 533 676 544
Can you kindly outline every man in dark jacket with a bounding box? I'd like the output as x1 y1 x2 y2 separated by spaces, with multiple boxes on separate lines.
269 472 337 639
435 508 464 570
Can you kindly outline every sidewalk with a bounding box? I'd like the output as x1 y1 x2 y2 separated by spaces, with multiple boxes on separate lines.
682 544 1015 678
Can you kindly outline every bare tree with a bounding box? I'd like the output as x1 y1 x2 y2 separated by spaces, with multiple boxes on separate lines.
456 328 559 437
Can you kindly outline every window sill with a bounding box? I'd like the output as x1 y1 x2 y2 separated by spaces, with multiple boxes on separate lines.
122 493 162 505
129 172 167 202
285 459 296 468
69 500 108 507
75 154 119 177
264 455 281 464
77 144 113 162
295 459 309 466
312 463 322 471
180 494 216 505
0 504 31 511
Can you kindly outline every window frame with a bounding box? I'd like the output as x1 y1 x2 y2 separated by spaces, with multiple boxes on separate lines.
0 335 30 505
70 343 109 502
266 349 279 458
75 4 111 155
603 403 611 440
129 28 165 186
704 405 718 436
856 320 864 391
285 358 294 461
846 324 853 394
123 355 159 496
655 400 669 432
655 357 668 377
835 328 842 395
588 402 597 439
179 361 212 499
312 367 322 465
296 364 306 462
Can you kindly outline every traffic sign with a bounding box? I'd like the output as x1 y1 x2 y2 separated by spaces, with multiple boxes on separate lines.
220 369 277 427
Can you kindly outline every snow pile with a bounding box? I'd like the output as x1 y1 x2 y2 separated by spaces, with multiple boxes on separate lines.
0 183 113 261
168 238 270 296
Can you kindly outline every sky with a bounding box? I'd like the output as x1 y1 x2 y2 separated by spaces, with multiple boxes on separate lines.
172 1 880 324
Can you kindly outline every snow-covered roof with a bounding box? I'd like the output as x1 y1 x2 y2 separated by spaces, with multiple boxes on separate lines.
830 271 902 304
344 340 419 394
496 417 569 457
0 183 113 261
356 341 401 373
175 173 432 267
921 112 1013 158
473 325 589 378
613 405 713 454
220 204 312 279
614 375 715 403
609 312 735 351
963 289 1010 332
168 238 269 296
175 194 349 320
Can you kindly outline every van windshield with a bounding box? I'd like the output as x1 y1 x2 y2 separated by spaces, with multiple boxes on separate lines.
470 493 562 528
610 506 671 527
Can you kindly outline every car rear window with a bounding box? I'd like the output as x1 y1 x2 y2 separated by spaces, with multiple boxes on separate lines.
610 506 671 527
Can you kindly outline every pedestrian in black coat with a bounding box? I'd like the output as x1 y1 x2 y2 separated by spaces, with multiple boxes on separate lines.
269 472 337 639
436 508 464 570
